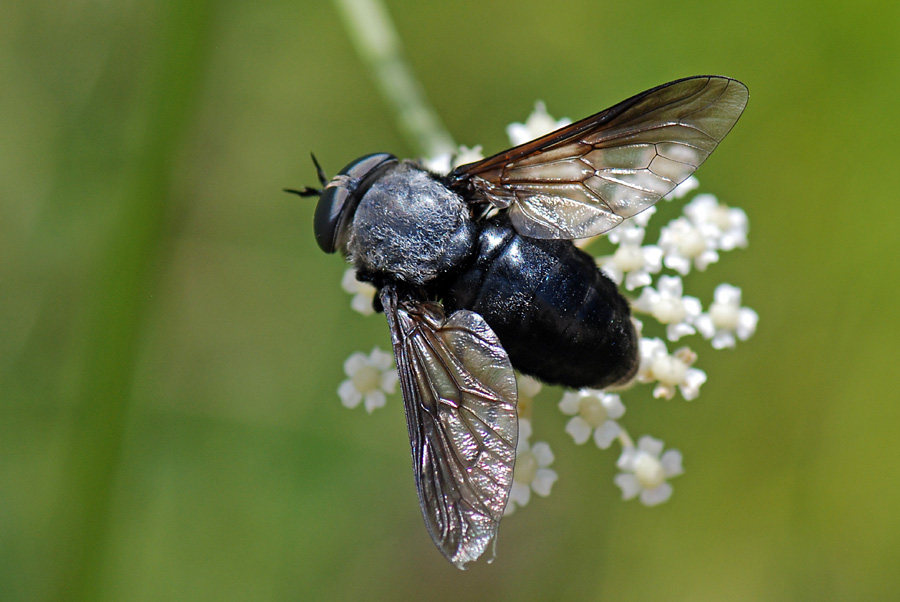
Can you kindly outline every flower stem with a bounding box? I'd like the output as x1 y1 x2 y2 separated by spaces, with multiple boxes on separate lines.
332 0 456 158
617 427 635 450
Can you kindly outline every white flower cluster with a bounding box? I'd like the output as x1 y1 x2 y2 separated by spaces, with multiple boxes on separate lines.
506 101 571 146
334 102 757 514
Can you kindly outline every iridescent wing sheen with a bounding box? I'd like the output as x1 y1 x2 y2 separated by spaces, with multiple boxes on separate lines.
449 76 749 239
379 286 518 569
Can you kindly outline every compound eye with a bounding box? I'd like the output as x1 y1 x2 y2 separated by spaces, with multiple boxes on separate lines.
313 153 396 253
313 185 349 253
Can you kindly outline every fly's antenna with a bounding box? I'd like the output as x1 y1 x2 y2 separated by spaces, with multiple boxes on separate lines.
284 153 328 197
311 153 327 187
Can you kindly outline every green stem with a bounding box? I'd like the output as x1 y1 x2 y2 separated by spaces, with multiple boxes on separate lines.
617 427 635 450
332 0 456 158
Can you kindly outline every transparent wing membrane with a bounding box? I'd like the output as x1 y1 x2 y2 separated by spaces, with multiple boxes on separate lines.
451 76 749 239
380 287 518 568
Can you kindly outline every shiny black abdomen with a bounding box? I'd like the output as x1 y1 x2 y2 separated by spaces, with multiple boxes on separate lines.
442 215 638 389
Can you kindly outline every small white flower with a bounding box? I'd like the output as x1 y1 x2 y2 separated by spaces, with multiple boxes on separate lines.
421 153 452 175
598 226 663 291
631 316 644 339
630 206 658 229
632 275 701 341
422 145 485 175
505 419 558 515
614 435 683 506
637 338 706 401
337 347 398 413
341 269 376 316
666 175 700 200
683 193 749 252
558 389 625 449
695 284 759 349
658 216 720 275
515 374 542 421
506 101 571 146
451 145 485 169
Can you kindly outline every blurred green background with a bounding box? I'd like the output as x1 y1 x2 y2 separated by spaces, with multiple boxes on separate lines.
3 0 900 600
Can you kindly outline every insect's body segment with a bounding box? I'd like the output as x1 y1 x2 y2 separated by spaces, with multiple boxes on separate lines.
443 214 638 389
346 160 477 287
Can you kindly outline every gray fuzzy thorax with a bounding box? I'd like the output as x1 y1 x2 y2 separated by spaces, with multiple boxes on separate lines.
346 161 475 285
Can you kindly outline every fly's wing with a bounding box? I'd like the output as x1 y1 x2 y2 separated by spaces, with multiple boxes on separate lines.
449 76 749 239
380 286 518 569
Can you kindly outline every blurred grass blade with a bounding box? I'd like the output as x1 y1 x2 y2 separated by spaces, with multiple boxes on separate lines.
332 0 456 158
52 2 214 601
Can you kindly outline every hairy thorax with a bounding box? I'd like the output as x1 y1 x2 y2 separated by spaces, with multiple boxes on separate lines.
346 161 476 285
